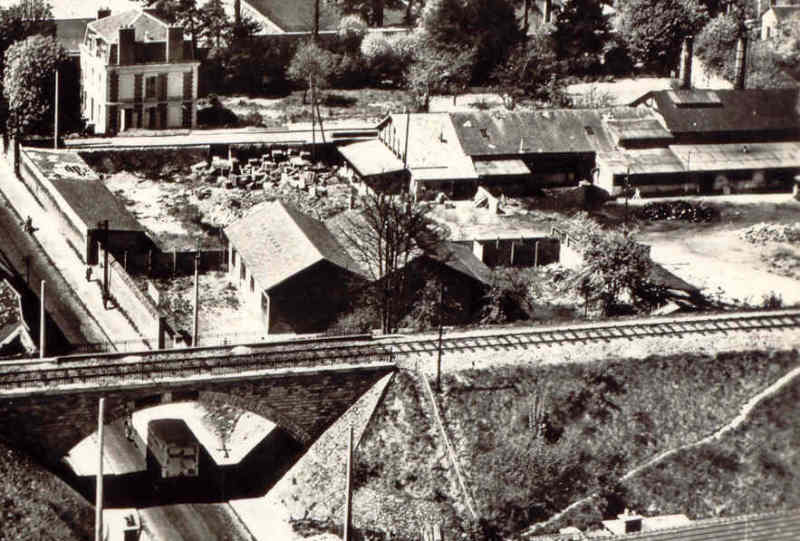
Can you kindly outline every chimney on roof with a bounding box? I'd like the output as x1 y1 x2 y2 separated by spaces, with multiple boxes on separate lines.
166 26 184 63
97 8 111 20
679 36 693 89
118 25 136 65
619 509 643 534
734 36 748 90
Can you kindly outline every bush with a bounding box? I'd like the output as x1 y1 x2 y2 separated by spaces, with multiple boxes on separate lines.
337 14 367 53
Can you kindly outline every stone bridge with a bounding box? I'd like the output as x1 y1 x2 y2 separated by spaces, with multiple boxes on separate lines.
0 361 395 467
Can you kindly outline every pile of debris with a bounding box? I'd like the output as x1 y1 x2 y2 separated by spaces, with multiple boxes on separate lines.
739 222 800 244
636 200 717 222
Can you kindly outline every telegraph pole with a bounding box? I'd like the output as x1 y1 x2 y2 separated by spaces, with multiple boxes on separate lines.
343 425 353 541
95 397 105 541
436 282 444 392
39 280 45 359
192 252 199 346
98 220 110 308
53 69 59 149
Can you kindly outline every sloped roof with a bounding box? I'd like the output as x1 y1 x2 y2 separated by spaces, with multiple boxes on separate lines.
632 89 800 135
338 139 405 177
433 242 493 286
225 201 365 292
611 508 800 541
87 9 169 43
55 18 94 54
770 5 800 21
23 149 144 232
450 110 623 157
0 0 142 20
243 0 408 32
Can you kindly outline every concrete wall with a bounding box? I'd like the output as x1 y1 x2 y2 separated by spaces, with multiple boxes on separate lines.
0 364 394 467
105 250 165 347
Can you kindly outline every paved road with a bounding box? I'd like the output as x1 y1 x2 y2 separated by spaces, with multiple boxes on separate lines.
0 153 147 351
70 422 253 541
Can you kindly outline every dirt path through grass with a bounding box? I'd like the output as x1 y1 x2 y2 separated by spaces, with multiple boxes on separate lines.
521 361 800 536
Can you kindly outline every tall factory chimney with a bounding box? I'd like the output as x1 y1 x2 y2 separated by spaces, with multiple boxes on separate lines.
679 36 694 89
734 36 748 90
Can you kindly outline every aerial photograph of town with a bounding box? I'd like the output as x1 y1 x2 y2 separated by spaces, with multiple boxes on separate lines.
0 0 797 539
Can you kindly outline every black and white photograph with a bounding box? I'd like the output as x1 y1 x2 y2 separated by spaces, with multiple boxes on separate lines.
0 0 798 539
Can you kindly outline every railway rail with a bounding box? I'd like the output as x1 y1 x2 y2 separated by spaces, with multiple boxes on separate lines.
388 310 800 356
0 310 797 392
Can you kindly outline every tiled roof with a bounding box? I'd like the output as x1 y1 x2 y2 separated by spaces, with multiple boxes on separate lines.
23 150 144 232
449 110 624 157
610 508 800 541
632 89 800 136
87 9 169 43
225 201 365 292
244 0 408 32
434 242 493 286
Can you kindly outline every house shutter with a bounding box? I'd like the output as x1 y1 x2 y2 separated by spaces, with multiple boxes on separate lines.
109 72 119 102
134 73 143 103
181 103 192 128
158 73 168 101
182 71 193 101
107 105 118 134
158 103 167 129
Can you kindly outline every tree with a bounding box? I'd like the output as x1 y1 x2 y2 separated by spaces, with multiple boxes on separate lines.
331 193 447 333
695 11 747 76
617 0 709 74
552 0 611 75
198 0 230 48
336 0 405 27
578 232 652 315
419 0 522 84
4 35 67 137
287 40 337 103
491 29 569 107
337 14 368 53
406 38 473 110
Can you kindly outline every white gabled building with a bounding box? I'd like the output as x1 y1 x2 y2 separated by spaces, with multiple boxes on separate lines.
80 9 199 135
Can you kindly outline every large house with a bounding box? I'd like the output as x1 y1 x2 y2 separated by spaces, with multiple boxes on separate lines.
225 201 367 334
80 8 200 134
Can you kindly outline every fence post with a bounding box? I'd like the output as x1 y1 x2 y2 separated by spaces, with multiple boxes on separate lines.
534 241 539 267
172 249 176 277
148 249 152 275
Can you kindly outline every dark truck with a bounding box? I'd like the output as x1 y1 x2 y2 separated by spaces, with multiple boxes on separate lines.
146 418 199 480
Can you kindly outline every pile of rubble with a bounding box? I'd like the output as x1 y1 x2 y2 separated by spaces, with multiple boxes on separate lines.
188 149 354 227
636 201 717 222
739 222 800 244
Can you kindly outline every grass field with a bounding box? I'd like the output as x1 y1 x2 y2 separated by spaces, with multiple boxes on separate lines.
434 349 799 536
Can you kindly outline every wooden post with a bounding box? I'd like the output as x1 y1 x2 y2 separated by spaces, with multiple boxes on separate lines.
39 280 45 359
95 397 105 541
103 221 109 309
172 249 177 276
123 250 128 271
54 70 59 149
192 254 199 347
148 249 152 275
402 109 410 169
436 282 444 392
510 241 516 266
534 240 540 267
343 425 353 541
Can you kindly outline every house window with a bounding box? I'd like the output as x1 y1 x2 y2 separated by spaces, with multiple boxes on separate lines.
145 76 157 99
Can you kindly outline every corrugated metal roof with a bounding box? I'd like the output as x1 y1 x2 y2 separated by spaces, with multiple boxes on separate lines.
338 140 405 177
473 159 531 176
670 142 800 172
598 148 686 175
23 149 144 232
667 89 722 106
225 201 364 292
634 89 800 135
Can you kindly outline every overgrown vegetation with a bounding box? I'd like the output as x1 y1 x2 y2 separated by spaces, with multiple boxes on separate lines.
435 349 799 536
0 442 94 540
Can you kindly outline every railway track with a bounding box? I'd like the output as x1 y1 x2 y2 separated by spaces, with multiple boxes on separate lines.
0 310 797 392
387 310 800 356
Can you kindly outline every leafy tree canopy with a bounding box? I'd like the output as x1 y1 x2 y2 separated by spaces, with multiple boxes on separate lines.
552 0 612 75
617 0 709 74
420 0 522 84
3 34 67 136
287 40 338 103
694 12 746 76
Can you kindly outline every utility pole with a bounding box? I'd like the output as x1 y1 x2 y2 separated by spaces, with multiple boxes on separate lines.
311 78 316 163
53 69 59 149
313 0 320 39
436 282 444 392
97 220 110 308
95 397 105 541
192 252 199 346
39 280 45 359
343 425 353 541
